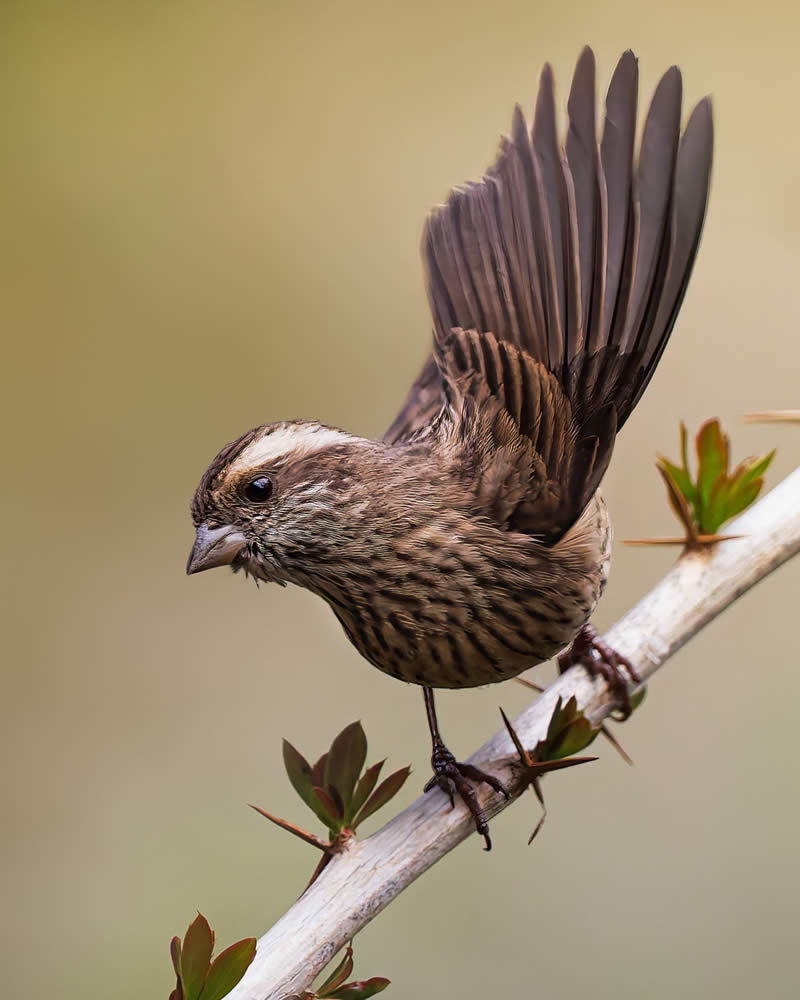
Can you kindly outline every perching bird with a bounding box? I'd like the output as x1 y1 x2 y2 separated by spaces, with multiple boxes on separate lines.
188 47 713 848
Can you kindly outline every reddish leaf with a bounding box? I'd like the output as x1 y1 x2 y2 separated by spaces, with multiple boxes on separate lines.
283 740 314 807
327 783 346 820
200 938 257 1000
324 722 367 812
328 978 391 999
353 766 411 829
180 914 214 1000
311 753 329 790
170 988 184 1000
312 785 344 830
347 760 385 824
316 947 354 995
170 936 182 978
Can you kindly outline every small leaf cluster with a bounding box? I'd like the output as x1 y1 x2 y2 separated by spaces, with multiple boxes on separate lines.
251 722 410 885
535 695 599 759
294 946 390 1000
284 721 411 836
500 698 598 844
657 420 774 546
169 914 255 1000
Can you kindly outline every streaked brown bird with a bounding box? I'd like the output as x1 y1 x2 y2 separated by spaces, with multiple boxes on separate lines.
188 47 713 848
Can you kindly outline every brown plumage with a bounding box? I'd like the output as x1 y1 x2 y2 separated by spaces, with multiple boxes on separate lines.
188 48 713 846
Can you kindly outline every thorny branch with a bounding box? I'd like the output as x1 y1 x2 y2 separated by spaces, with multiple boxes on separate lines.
227 466 800 1000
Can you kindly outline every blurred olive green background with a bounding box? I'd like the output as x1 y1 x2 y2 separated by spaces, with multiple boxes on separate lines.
3 1 800 997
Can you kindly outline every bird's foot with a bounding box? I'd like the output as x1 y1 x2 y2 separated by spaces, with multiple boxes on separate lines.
558 624 641 720
423 744 508 851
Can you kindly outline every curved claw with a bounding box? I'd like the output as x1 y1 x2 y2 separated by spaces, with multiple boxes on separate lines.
424 745 508 850
559 624 641 718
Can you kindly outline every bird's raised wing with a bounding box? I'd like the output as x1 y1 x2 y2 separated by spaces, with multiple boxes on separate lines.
385 47 713 537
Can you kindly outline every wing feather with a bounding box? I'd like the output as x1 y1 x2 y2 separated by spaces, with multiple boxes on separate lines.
386 48 713 541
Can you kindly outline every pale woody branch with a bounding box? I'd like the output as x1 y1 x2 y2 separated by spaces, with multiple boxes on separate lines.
228 466 800 1000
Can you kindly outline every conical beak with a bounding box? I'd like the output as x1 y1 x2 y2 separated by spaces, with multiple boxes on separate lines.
186 522 247 575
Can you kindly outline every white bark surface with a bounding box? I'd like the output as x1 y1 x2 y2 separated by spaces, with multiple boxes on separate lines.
227 466 800 1000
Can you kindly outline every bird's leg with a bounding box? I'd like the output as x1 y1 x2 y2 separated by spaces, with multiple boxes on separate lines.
421 686 508 851
558 623 642 719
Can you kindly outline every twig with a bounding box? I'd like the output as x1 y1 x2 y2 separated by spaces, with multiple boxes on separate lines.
226 466 800 1000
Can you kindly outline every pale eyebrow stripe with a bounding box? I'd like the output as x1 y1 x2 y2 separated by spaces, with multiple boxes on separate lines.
227 425 353 475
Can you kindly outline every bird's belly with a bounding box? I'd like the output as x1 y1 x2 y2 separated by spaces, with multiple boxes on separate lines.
332 577 597 689
324 493 611 689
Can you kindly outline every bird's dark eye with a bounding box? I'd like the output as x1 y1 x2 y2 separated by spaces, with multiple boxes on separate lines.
244 476 274 503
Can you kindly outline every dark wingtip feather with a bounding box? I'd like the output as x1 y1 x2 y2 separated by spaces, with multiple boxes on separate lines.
599 50 639 344
620 63 683 348
511 103 529 152
630 94 713 413
533 58 566 365
565 45 598 348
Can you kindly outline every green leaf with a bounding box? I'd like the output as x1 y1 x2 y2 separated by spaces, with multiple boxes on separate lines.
199 938 257 1000
679 421 690 477
696 419 728 513
328 978 391 999
649 421 774 546
316 947 354 996
723 478 762 522
658 457 695 506
629 686 647 713
283 740 314 807
180 914 214 1000
347 760 385 825
324 722 368 813
656 464 697 542
727 463 765 506
547 717 598 758
701 472 731 534
734 449 775 488
538 696 599 759
545 695 577 742
353 766 411 829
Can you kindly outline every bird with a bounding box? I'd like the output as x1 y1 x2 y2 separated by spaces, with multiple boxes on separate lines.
187 46 714 849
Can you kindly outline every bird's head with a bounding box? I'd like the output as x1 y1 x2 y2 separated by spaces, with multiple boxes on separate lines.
187 420 372 586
